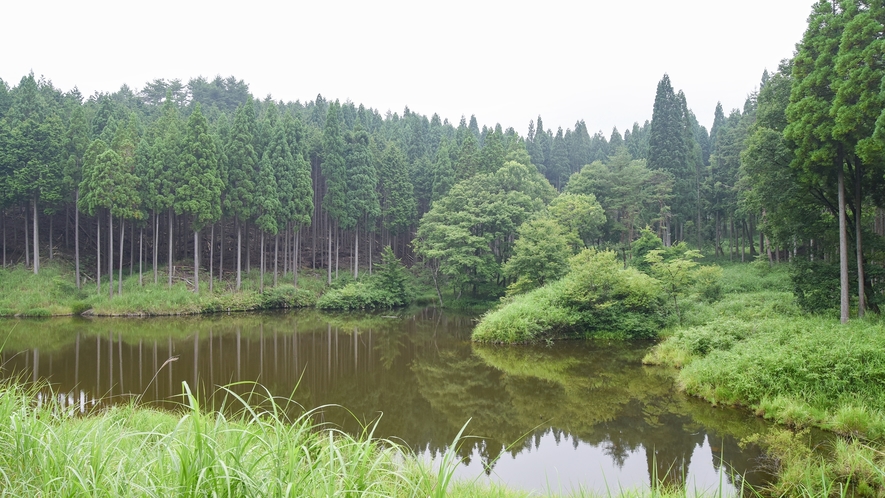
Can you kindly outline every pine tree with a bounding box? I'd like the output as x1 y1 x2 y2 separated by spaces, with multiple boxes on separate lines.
226 98 259 290
345 125 380 278
176 104 222 294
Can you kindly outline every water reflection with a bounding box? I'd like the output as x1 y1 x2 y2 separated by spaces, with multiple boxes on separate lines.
0 310 772 494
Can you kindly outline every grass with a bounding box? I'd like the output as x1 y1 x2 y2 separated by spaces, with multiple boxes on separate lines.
0 380 749 498
0 261 323 317
646 261 885 496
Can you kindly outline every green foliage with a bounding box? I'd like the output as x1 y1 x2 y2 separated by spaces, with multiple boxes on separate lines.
503 217 572 294
474 250 664 343
790 259 843 314
630 227 663 272
258 284 316 309
547 192 605 248
644 244 703 322
373 246 410 302
317 247 412 310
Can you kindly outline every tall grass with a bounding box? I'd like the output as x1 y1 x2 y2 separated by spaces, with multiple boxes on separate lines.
646 263 885 496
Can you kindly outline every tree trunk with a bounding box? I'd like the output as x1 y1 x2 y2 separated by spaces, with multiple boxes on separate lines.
168 209 174 289
194 229 200 294
838 166 850 324
246 221 251 274
96 212 101 295
219 220 224 283
274 232 279 287
49 214 53 261
209 223 214 293
294 229 300 288
32 196 39 274
118 217 124 296
327 219 332 286
139 227 143 287
153 211 158 285
260 230 265 293
354 224 359 279
109 211 114 299
854 165 866 318
129 222 134 277
237 220 242 291
2 211 5 268
75 190 80 288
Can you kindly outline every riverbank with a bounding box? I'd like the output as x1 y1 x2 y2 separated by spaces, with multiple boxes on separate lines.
643 263 885 496
0 379 750 498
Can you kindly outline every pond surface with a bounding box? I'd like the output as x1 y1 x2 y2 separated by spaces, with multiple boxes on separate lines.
0 308 774 495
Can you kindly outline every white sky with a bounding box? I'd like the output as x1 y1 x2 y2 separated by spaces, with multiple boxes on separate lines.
3 0 812 136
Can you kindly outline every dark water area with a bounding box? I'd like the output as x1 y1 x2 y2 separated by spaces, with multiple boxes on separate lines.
0 309 775 494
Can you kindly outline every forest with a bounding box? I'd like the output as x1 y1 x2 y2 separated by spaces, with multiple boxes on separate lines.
0 3 881 319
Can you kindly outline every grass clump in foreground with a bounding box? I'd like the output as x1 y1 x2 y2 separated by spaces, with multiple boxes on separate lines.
0 381 523 497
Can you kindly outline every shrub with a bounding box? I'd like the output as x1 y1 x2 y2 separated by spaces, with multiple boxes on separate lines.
473 249 666 343
259 285 316 309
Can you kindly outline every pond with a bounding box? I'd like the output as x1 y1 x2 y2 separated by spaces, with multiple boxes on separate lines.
0 308 774 495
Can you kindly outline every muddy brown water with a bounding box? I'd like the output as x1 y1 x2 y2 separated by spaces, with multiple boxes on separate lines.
0 308 775 494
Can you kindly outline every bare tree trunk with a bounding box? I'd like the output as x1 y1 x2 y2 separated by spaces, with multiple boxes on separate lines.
2 211 5 268
855 165 865 318
139 227 143 287
153 211 158 285
118 218 124 296
129 222 134 277
354 224 359 279
283 224 289 278
260 231 265 293
194 229 200 294
274 232 279 287
838 166 850 324
75 191 80 288
96 213 100 295
109 211 114 299
49 214 53 261
32 196 39 274
294 228 300 288
209 223 214 293
246 221 251 274
25 207 30 268
327 217 332 285
237 220 242 291
219 221 224 283
168 209 174 289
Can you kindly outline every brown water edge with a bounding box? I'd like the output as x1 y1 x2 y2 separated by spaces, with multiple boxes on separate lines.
0 309 777 495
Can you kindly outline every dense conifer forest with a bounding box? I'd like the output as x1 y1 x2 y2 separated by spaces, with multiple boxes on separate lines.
0 0 883 321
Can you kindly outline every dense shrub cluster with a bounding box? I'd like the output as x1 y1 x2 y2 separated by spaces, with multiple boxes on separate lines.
473 250 666 343
317 247 412 311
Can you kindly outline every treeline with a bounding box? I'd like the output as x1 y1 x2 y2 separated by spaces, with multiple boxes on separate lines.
0 72 649 298
2 0 884 317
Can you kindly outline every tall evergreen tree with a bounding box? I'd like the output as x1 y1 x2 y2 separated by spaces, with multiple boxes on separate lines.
226 98 259 290
176 104 222 294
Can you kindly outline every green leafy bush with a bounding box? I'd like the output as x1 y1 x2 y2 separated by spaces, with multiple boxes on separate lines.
473 249 666 343
259 285 316 309
317 247 412 311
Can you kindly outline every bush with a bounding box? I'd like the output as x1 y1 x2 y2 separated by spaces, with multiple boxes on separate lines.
259 285 316 309
317 282 400 311
317 247 412 311
473 249 666 343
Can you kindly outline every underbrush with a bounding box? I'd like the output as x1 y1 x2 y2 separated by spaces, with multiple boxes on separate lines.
473 250 666 343
646 263 885 496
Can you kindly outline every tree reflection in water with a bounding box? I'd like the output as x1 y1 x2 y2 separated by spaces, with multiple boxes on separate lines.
0 308 773 494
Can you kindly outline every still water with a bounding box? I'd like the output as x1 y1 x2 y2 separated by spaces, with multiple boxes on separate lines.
0 308 773 495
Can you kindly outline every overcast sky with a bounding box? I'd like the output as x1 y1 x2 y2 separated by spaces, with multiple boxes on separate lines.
3 0 812 136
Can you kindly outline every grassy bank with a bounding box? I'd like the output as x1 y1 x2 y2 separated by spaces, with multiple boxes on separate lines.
0 381 747 498
645 263 885 496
